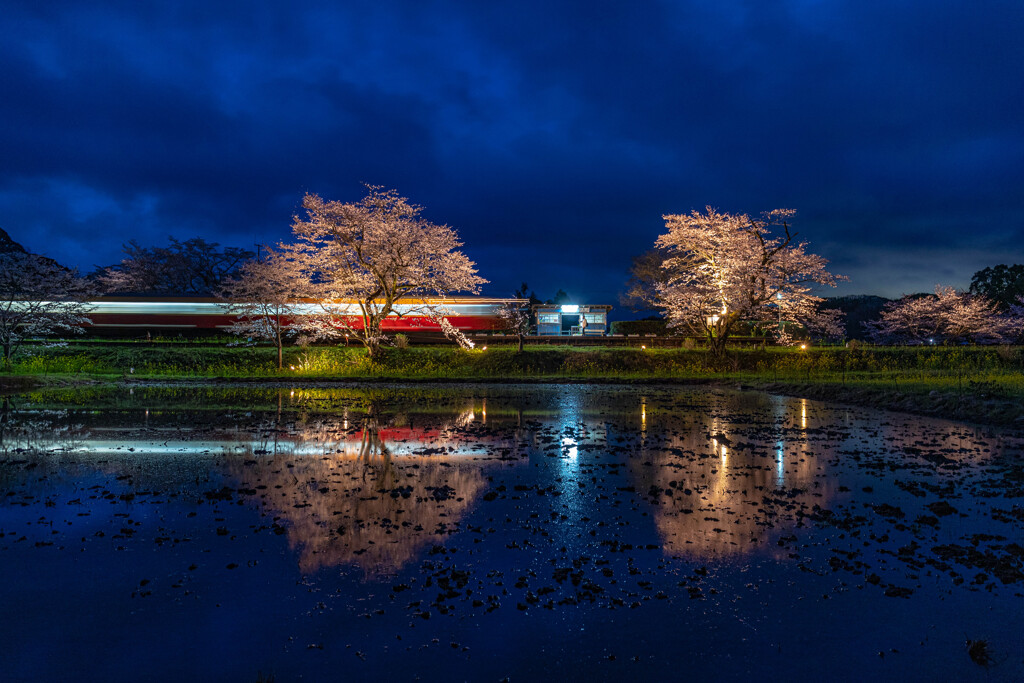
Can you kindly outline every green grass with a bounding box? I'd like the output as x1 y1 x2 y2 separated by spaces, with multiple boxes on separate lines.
7 343 1024 426
5 343 1023 394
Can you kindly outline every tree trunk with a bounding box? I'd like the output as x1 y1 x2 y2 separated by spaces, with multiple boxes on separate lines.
707 333 728 358
275 318 283 369
517 333 524 353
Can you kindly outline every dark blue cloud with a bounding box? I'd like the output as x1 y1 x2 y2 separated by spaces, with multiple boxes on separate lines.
1 0 1022 303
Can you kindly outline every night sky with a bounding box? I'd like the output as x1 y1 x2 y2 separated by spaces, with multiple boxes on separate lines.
2 1 1022 305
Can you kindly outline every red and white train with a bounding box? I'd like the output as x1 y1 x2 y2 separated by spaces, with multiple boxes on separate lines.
83 297 517 335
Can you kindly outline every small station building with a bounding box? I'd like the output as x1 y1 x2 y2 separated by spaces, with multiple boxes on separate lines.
533 304 612 336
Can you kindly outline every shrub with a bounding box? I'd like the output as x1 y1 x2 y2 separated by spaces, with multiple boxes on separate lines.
611 319 668 336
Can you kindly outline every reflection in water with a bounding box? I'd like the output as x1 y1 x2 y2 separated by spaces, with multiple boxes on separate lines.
3 383 1023 683
225 446 489 577
222 407 511 577
629 392 832 558
0 392 521 577
1 384 1010 570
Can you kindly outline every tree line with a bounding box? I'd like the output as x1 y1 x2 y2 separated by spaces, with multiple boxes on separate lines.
622 210 1024 351
1 188 1023 367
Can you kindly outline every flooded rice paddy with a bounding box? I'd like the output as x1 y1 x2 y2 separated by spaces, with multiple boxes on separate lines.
1 383 1022 682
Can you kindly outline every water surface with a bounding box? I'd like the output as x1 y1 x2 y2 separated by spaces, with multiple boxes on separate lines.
1 384 1022 681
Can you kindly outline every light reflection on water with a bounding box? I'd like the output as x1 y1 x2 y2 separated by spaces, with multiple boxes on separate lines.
2 384 1012 573
1 384 1023 682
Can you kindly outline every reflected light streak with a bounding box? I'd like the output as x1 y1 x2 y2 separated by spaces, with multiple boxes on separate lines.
800 399 807 430
776 440 785 486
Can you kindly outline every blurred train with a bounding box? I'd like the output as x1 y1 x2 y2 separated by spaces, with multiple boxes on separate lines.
83 297 519 337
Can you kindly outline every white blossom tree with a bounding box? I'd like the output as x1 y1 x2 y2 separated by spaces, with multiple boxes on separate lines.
867 285 1010 344
497 283 532 352
654 207 842 356
220 248 305 369
287 186 486 357
1008 296 1024 341
0 252 94 365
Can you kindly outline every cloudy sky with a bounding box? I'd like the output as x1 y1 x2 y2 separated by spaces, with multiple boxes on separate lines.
2 0 1022 304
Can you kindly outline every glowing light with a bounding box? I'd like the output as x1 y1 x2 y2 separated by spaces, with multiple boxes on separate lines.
776 440 785 485
799 344 807 350
800 399 807 430
481 346 487 351
560 304 579 313
641 345 646 350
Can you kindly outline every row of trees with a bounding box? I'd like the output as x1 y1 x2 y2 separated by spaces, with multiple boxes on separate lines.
1 189 1022 366
625 208 1024 352
866 286 1023 345
0 187 487 366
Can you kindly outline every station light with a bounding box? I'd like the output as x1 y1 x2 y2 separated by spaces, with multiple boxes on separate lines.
560 304 579 313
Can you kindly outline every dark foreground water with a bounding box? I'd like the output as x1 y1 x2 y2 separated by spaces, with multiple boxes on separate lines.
0 383 1022 682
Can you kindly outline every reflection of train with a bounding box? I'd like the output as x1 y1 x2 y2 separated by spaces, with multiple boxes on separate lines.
83 297 519 335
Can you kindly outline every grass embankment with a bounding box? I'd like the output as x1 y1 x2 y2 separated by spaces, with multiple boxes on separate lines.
7 343 1024 425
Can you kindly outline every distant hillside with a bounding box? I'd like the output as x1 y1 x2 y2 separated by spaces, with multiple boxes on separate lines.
0 227 29 255
821 295 891 340
0 227 71 273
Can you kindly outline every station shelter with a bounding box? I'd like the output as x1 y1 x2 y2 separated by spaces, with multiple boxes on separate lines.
533 304 611 336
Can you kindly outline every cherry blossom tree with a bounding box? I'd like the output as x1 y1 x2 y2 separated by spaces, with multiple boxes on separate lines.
654 207 842 356
220 248 305 369
287 186 486 357
867 285 1010 344
497 283 532 352
1008 297 1024 341
0 252 93 365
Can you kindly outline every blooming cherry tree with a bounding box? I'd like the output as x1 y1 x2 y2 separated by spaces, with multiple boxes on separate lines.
1008 297 1024 341
287 187 486 357
868 285 1010 344
654 207 841 355
0 252 93 364
220 248 305 368
496 283 532 352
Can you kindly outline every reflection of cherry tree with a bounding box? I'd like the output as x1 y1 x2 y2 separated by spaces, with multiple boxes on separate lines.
223 406 514 577
629 394 833 557
0 399 86 455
